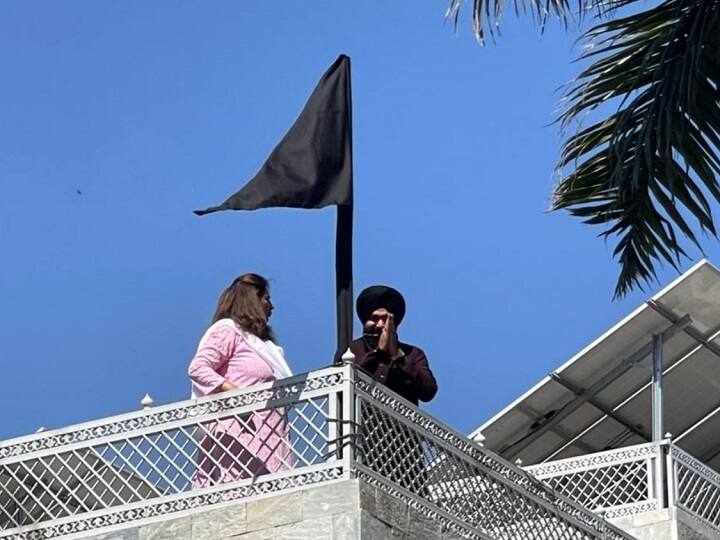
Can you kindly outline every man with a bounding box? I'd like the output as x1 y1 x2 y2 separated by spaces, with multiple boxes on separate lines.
350 285 437 405
347 285 437 495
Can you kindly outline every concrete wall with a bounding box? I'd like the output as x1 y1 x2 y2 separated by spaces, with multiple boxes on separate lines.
609 507 720 540
81 479 461 540
89 478 720 540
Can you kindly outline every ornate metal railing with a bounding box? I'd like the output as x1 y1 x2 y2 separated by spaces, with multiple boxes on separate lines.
351 372 633 540
526 440 720 534
525 443 662 519
669 445 720 531
0 365 632 540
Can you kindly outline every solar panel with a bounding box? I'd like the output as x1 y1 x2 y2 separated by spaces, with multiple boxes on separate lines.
472 259 720 472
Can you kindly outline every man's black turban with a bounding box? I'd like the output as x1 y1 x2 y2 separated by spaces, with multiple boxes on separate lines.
356 285 406 325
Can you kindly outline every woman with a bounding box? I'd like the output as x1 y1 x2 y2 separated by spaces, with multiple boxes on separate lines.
188 274 293 487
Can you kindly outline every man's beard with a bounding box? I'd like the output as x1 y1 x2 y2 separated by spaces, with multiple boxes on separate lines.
362 332 379 350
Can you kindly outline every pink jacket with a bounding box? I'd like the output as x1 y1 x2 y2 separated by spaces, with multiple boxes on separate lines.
188 319 278 396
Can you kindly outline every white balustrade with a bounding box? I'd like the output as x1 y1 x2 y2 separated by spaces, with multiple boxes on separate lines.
526 439 720 535
0 365 632 540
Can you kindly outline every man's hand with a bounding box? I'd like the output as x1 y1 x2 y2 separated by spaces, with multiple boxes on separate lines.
377 313 399 358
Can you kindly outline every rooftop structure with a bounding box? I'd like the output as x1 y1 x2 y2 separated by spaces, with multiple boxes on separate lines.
8 262 720 539
473 259 720 538
0 364 631 539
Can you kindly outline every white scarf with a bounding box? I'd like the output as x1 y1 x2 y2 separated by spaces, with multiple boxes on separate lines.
213 319 293 379
241 327 293 379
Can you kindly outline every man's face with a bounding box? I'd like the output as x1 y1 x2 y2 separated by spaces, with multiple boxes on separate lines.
363 307 390 336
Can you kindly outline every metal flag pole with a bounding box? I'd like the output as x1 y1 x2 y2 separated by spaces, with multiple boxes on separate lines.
335 56 354 362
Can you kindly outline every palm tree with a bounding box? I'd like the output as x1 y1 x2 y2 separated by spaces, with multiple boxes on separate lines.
448 0 720 297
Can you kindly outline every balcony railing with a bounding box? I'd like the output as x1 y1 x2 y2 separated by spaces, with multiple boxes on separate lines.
0 365 632 540
669 444 720 530
525 439 720 533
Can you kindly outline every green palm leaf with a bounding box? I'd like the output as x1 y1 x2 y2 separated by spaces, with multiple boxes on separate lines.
554 0 720 296
449 0 720 297
446 0 634 43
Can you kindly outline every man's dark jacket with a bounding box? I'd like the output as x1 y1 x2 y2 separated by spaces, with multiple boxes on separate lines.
349 338 438 405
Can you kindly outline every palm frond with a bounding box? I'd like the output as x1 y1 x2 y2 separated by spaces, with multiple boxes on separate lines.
552 0 720 297
446 0 635 43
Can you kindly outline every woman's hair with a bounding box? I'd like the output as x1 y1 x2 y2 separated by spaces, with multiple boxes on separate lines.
212 273 274 340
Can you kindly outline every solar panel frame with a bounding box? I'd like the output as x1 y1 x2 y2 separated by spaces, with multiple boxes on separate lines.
472 260 720 472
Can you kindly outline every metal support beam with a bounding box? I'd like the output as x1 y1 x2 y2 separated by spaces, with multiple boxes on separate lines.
516 401 598 455
551 373 650 441
651 333 666 508
652 333 664 442
648 300 720 361
548 321 720 462
499 314 691 460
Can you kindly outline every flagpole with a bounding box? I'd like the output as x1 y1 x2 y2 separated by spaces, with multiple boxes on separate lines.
335 55 354 360
336 204 353 358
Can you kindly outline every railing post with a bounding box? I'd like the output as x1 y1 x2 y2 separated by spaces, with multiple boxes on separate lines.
341 363 358 474
665 440 677 507
327 374 339 462
646 452 656 505
654 442 667 508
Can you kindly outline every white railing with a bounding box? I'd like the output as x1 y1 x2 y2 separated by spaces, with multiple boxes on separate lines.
0 365 633 540
351 373 632 540
526 443 663 519
669 445 720 531
526 440 720 534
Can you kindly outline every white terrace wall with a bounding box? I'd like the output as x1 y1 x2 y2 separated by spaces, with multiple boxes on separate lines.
79 479 457 540
610 507 720 540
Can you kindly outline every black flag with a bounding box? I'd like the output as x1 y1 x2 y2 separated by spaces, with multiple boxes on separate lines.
195 55 355 360
194 55 352 214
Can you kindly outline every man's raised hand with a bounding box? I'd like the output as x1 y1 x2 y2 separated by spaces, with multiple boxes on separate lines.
378 313 399 358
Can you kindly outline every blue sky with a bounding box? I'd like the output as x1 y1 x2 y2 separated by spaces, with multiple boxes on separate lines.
0 1 713 441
